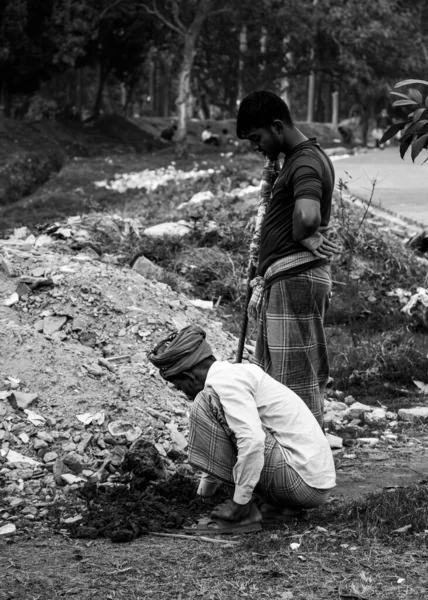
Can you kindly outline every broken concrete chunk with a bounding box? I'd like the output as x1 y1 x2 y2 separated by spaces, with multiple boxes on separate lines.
167 424 188 451
24 409 46 426
143 221 191 239
0 523 16 537
326 433 343 449
10 391 38 411
357 438 379 447
1 256 19 277
3 449 41 466
43 316 67 336
3 292 19 307
43 451 59 463
33 438 48 450
16 282 32 298
132 255 164 279
398 407 428 422
347 402 374 418
31 267 45 278
61 474 85 485
365 408 387 425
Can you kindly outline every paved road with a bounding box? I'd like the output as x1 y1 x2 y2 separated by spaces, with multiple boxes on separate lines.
332 147 428 225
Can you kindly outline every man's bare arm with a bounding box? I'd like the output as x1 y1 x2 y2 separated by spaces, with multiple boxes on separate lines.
293 197 341 257
292 197 321 242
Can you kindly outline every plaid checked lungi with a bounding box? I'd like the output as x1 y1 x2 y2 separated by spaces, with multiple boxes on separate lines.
253 263 331 427
188 390 331 508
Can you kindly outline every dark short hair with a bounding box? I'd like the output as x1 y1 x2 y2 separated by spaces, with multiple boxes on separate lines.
236 91 293 139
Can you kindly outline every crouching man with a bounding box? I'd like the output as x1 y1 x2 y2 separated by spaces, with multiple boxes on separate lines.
149 325 335 533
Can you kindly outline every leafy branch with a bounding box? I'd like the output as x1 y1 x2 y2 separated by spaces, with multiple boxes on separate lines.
381 79 428 163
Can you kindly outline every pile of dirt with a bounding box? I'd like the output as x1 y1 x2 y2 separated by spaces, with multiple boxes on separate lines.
0 222 237 539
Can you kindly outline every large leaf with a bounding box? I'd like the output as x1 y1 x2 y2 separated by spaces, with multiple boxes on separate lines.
407 88 423 104
411 133 428 162
412 107 427 122
405 120 428 135
390 92 411 100
379 121 407 144
399 134 415 159
395 79 428 88
393 99 418 107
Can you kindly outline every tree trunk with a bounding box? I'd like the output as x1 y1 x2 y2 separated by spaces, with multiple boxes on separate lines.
76 68 83 119
236 25 247 106
176 40 194 142
175 0 213 143
92 63 109 120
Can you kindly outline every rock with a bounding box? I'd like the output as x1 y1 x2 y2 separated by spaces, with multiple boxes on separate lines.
0 523 16 537
10 391 38 411
329 400 348 411
167 424 188 451
143 221 191 239
77 432 92 454
326 433 343 449
18 433 30 444
357 437 379 447
62 515 83 524
63 453 83 474
365 408 387 425
37 431 54 443
9 498 24 508
398 407 428 422
132 256 164 280
347 402 374 418
344 395 356 405
24 409 46 426
177 190 215 210
21 506 37 516
1 256 19 277
43 316 67 336
4 449 41 466
62 442 77 452
3 293 19 307
33 438 48 450
61 474 85 485
43 451 58 463
16 282 32 298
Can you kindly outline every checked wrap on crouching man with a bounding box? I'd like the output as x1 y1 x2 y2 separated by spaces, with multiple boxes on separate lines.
149 324 336 534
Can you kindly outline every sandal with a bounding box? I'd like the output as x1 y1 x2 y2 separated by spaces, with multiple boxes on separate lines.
183 502 262 535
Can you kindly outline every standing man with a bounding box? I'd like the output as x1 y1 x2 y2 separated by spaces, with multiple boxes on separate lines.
236 91 339 427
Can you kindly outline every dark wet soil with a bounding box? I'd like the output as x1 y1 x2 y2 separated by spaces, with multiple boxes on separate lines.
57 440 226 543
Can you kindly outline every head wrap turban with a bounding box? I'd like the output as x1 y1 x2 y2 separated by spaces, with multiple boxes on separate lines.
148 324 213 379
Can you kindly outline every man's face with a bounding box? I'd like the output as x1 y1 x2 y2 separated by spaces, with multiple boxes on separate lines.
170 373 202 401
246 124 282 160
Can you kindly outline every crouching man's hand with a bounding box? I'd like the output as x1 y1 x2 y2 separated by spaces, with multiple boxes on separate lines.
211 499 251 521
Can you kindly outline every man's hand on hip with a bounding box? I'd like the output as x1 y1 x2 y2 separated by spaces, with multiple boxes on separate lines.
300 232 341 259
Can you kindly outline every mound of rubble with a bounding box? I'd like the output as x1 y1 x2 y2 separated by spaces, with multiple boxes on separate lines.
0 224 237 539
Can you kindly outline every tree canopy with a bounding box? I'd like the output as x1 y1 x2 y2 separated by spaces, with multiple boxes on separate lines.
0 0 427 133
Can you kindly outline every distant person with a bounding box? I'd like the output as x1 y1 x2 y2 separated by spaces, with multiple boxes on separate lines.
220 128 234 146
374 109 392 148
201 125 220 147
160 123 177 142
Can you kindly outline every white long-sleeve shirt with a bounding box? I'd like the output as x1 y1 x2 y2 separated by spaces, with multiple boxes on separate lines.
200 361 336 504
